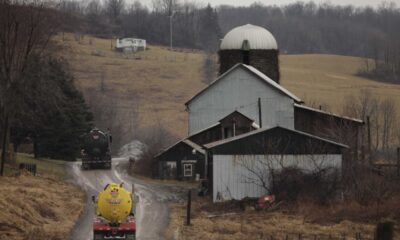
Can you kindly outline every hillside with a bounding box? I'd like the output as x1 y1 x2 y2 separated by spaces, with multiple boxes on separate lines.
59 34 205 141
280 54 400 112
0 155 85 240
60 35 400 142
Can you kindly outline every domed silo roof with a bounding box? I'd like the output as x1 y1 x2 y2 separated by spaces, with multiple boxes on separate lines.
220 24 278 50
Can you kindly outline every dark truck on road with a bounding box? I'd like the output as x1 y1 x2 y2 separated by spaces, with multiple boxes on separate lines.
81 128 112 170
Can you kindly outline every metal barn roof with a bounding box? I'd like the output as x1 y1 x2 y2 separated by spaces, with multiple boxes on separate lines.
154 139 205 158
204 126 349 150
220 24 278 50
185 63 302 106
294 104 364 124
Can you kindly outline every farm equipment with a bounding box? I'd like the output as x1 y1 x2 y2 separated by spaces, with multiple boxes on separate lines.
92 183 136 240
81 128 112 169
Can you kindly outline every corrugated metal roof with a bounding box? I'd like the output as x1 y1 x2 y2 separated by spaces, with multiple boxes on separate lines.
154 139 205 158
294 104 364 124
182 139 205 154
204 126 349 149
188 122 221 137
220 24 278 50
242 64 302 103
185 63 302 106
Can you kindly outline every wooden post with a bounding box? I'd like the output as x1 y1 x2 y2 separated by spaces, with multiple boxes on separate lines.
397 147 400 177
186 190 191 226
367 116 372 164
258 98 262 128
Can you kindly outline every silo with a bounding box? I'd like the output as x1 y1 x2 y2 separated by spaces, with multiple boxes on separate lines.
219 24 280 83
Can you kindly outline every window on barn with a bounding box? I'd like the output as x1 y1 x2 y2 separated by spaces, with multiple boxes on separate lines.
224 127 233 139
183 164 193 177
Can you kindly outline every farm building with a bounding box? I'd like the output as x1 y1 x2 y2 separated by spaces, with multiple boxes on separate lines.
156 111 259 180
204 126 347 202
156 24 363 202
186 63 301 135
115 38 146 52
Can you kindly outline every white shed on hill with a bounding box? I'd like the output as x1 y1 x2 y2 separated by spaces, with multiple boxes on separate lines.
115 38 146 52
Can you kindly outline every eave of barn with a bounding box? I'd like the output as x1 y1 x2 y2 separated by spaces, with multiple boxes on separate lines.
185 63 302 107
294 104 364 124
204 126 348 155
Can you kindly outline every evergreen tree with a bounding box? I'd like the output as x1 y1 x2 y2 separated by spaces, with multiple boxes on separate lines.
13 57 93 161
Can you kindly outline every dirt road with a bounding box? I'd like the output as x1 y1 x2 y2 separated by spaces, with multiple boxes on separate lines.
69 157 184 240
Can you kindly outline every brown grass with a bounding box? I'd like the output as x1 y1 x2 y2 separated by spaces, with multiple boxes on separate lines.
165 194 400 240
58 35 400 140
57 34 205 138
280 54 400 113
0 172 85 240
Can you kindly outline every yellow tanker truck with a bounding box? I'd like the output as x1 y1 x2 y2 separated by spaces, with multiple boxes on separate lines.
92 183 136 240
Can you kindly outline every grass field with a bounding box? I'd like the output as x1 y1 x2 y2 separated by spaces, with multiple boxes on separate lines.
0 168 84 240
58 34 205 139
4 153 67 178
280 54 400 112
59 34 400 140
165 195 400 240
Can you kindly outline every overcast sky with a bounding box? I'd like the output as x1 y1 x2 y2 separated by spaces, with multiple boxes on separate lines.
136 0 400 8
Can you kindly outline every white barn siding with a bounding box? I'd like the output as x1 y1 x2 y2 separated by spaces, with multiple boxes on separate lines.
188 67 294 134
213 154 342 202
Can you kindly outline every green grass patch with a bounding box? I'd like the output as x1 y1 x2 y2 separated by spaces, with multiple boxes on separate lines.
5 153 69 178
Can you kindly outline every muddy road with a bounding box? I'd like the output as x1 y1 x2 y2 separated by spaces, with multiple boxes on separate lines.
69 157 185 240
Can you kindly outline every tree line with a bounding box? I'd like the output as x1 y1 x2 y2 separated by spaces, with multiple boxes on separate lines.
58 0 400 82
59 0 221 52
218 2 400 82
0 0 93 173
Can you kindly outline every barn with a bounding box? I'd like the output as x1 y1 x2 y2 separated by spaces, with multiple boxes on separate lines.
204 126 347 202
185 63 302 135
155 24 363 202
156 111 259 180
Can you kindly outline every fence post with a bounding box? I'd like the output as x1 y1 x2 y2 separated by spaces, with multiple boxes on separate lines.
186 190 191 226
397 147 400 177
367 116 372 164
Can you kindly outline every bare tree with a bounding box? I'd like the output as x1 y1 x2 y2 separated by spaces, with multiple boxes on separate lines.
236 135 341 204
105 0 125 24
380 99 397 153
0 0 58 175
152 0 178 15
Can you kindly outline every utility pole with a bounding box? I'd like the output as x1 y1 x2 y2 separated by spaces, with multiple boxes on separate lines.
258 98 262 128
397 147 400 177
367 116 372 164
169 11 175 51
